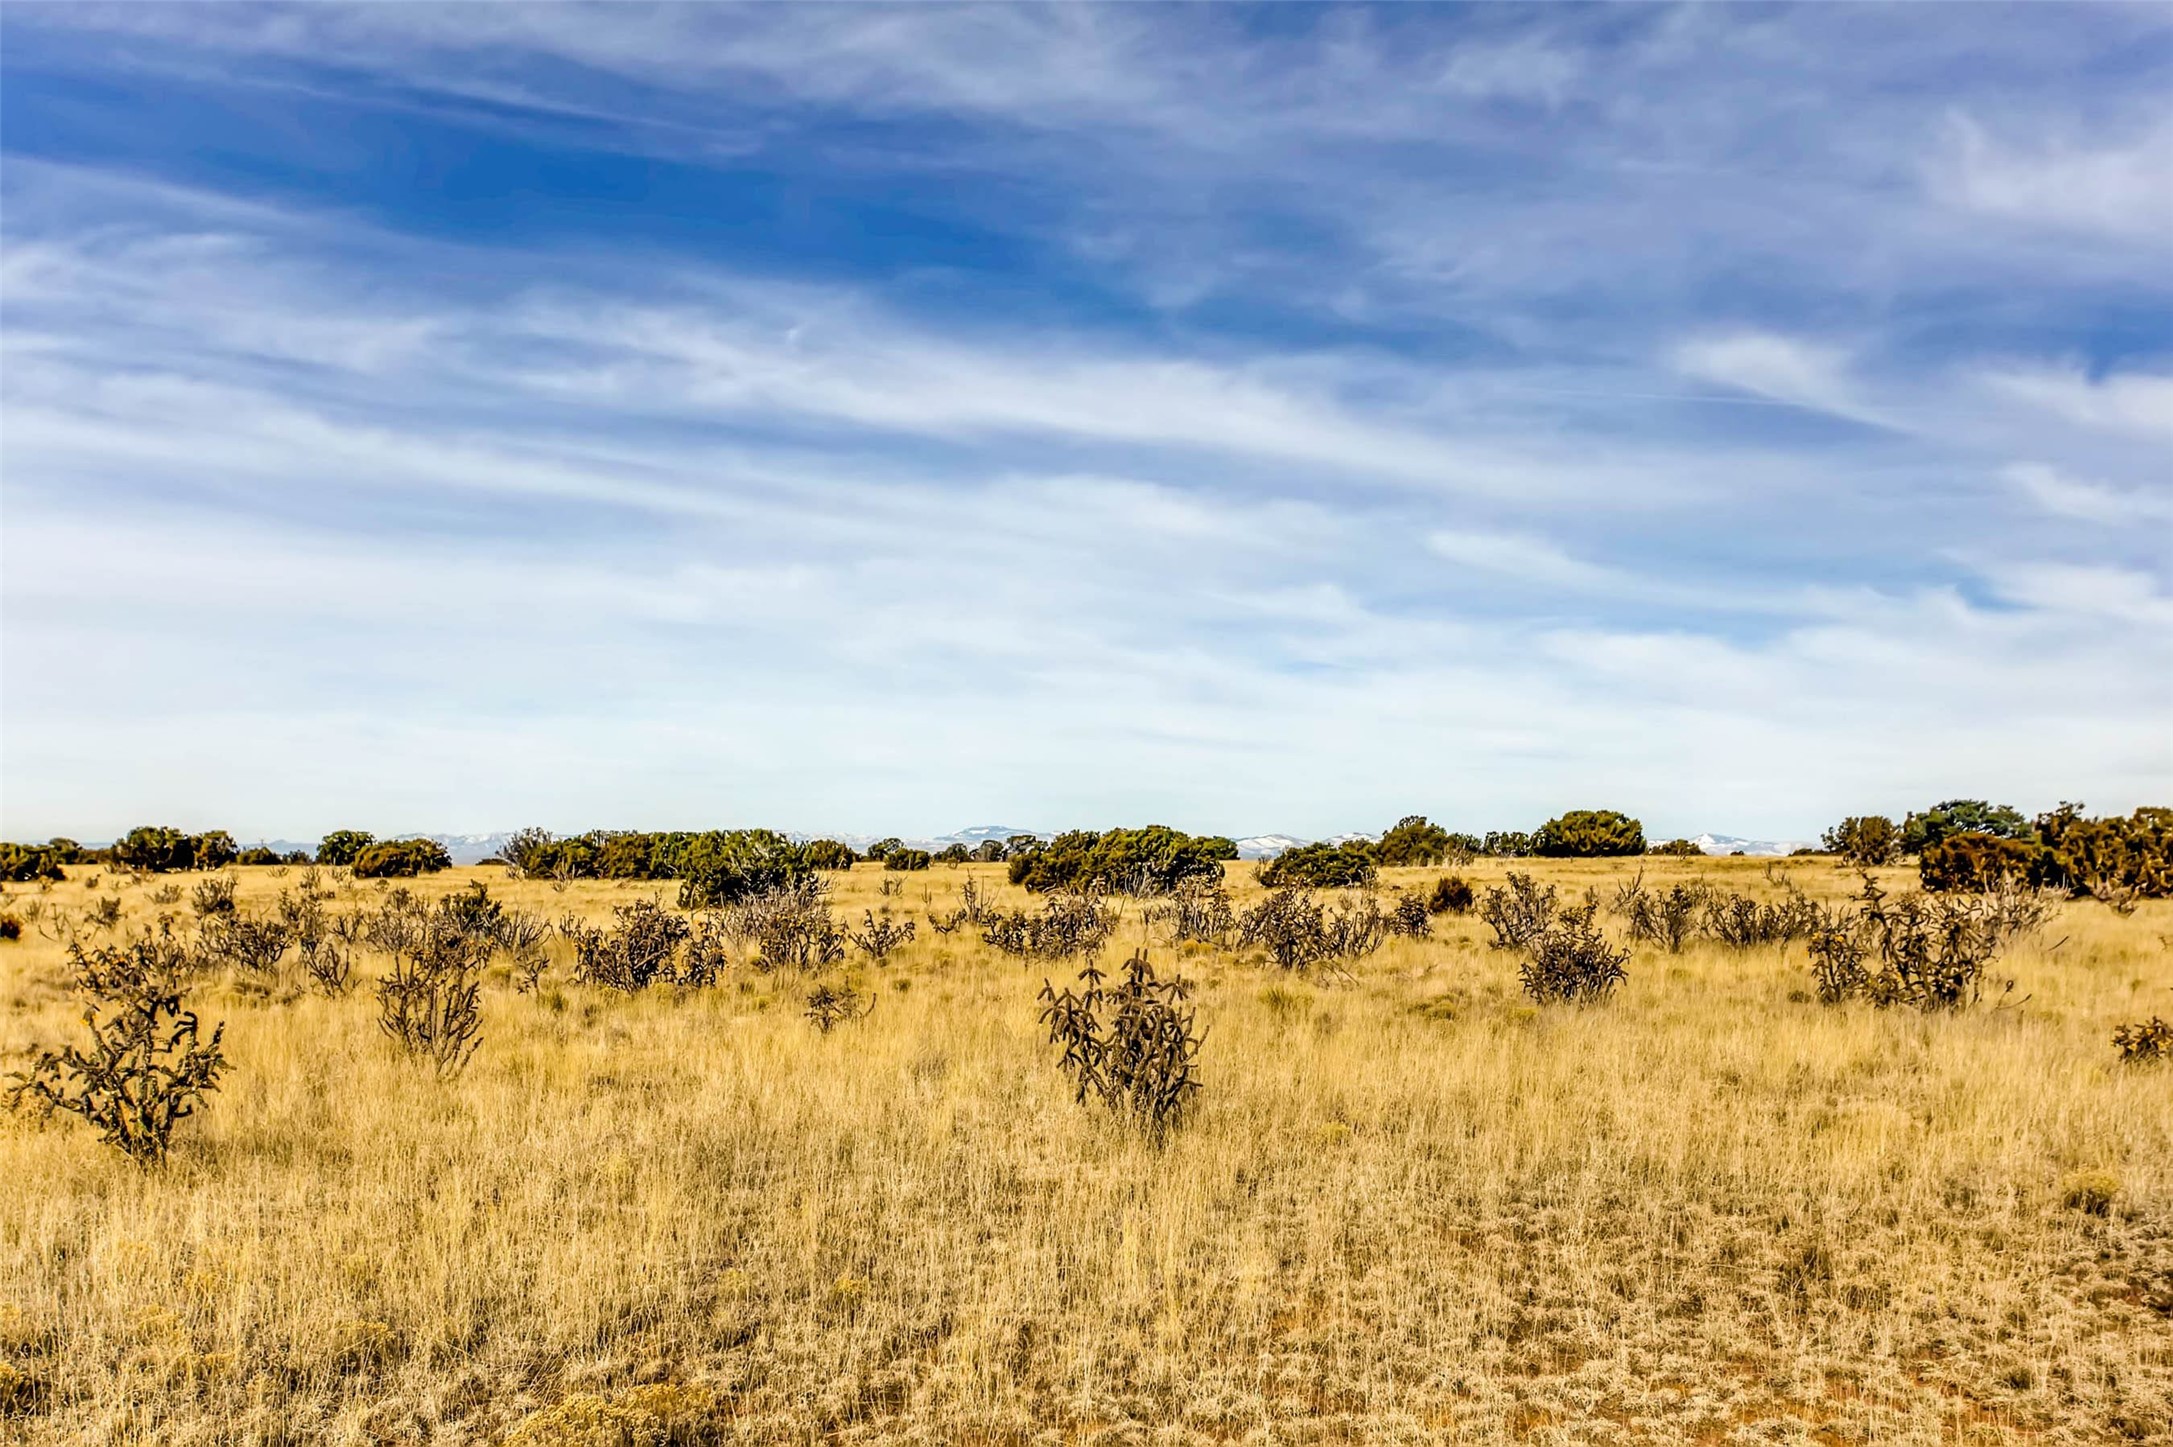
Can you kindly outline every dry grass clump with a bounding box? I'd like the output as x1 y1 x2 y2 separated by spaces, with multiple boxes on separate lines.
0 855 2167 1444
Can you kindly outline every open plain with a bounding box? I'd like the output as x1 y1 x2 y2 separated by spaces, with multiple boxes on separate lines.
1 858 2168 1446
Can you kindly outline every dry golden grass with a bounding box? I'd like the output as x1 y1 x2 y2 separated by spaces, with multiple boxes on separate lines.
1 858 2169 1445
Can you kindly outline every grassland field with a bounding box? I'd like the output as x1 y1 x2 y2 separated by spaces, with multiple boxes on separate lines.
1 857 2168 1446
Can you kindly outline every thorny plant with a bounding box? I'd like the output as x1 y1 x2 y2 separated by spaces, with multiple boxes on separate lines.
87 896 125 933
191 875 238 920
6 925 227 1166
1517 902 1630 1005
563 900 691 992
849 910 916 962
929 878 995 935
1038 951 1204 1137
497 909 555 992
1237 887 1387 972
804 982 873 1034
1809 877 2019 1012
200 914 293 978
1480 873 1559 950
1145 877 1235 947
2114 1000 2171 1064
727 877 846 972
375 898 492 1076
982 890 1119 962
1387 893 1431 939
1613 872 1711 954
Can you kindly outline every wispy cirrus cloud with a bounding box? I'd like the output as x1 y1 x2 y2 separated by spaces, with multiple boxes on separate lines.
2 4 2168 839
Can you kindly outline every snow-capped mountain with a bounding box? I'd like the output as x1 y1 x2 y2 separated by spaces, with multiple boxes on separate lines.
1234 834 1309 859
1689 833 1813 857
936 825 1048 848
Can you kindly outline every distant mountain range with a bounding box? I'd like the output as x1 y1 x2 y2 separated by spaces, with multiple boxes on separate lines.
209 825 1811 865
1685 833 1814 857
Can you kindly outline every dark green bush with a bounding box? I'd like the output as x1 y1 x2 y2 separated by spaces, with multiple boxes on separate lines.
1376 816 1451 867
1821 815 1900 866
1919 832 2039 893
1481 830 1533 858
1645 838 1704 858
316 830 376 867
235 847 281 866
972 840 1006 863
1256 840 1377 889
936 843 971 865
672 830 809 909
802 839 858 871
1 843 66 883
112 821 216 869
2032 804 2172 902
351 838 454 879
1531 810 1644 858
885 848 933 872
1009 827 1227 896
863 837 905 863
593 832 657 879
1900 800 2030 855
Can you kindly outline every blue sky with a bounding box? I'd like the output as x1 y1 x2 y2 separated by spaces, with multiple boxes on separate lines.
2 3 2168 843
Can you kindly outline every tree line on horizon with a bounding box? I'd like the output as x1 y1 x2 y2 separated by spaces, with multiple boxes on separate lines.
4 799 2165 904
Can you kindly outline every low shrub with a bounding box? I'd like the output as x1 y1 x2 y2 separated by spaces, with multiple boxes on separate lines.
199 914 293 976
1810 876 2013 1012
191 875 238 919
727 876 845 971
1236 887 1386 971
1645 838 1705 858
884 848 933 872
1426 875 1475 914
